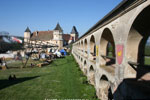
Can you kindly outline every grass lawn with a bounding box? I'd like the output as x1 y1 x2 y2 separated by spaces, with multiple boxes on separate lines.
6 58 44 68
0 55 98 100
145 57 150 65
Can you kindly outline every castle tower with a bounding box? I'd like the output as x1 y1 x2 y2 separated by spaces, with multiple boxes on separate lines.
70 26 79 42
53 23 63 49
24 27 31 43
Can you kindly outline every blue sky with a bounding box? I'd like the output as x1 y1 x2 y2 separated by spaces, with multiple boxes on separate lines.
0 0 122 37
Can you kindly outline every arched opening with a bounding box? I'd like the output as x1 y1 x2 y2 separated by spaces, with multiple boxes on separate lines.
98 75 113 100
89 65 95 85
84 39 88 57
107 42 115 57
83 60 87 75
90 35 96 60
81 40 84 53
79 42 81 51
99 28 116 68
77 43 79 49
81 57 83 62
126 6 150 80
80 57 83 69
84 60 87 66
144 37 150 65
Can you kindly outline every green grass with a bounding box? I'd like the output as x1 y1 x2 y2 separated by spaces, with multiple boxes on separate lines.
107 52 113 57
6 58 43 68
145 46 150 56
0 55 98 100
145 57 150 65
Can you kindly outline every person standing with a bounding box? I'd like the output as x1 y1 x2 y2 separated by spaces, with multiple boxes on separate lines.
2 56 8 69
0 57 2 66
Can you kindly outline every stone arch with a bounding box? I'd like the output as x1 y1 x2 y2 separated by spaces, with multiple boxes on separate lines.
81 40 84 52
99 28 116 67
89 35 96 60
89 65 95 85
84 60 87 66
80 57 83 69
100 75 108 81
81 57 83 62
98 75 113 100
83 60 87 75
89 65 94 71
125 5 150 79
84 39 88 57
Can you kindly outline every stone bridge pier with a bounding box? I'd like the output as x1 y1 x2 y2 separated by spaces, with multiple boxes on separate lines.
72 0 150 99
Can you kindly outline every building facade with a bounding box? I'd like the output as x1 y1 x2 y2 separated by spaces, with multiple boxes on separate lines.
24 23 78 50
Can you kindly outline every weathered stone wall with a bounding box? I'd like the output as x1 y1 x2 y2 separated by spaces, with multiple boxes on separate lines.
72 0 150 99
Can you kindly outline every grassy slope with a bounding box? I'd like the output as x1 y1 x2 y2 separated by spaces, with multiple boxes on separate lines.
0 56 98 100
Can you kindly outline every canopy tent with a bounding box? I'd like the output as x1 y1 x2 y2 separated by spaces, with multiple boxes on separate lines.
59 49 67 56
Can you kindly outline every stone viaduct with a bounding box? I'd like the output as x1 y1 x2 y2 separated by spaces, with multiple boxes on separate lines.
72 0 150 99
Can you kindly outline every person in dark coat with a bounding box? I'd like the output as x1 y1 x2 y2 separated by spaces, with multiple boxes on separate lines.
0 58 2 66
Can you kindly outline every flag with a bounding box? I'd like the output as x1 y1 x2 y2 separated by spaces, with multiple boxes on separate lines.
11 37 22 43
116 45 124 64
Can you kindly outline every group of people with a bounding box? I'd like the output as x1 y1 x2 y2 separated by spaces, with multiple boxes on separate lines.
8 74 17 81
14 52 23 60
38 49 65 60
39 52 58 60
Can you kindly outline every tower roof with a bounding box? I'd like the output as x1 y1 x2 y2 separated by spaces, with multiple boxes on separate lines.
54 23 63 32
71 26 78 35
25 27 31 32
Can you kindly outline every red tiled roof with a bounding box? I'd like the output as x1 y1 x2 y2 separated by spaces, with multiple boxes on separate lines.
63 34 71 42
30 30 72 42
31 31 53 41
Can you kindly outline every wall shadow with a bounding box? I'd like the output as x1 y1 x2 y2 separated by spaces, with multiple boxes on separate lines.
114 78 150 99
114 62 150 99
0 76 39 90
106 59 116 66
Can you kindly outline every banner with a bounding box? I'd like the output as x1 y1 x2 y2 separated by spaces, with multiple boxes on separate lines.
116 45 124 64
11 37 22 43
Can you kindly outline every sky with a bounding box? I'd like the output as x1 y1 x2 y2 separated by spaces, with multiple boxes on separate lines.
0 0 122 37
